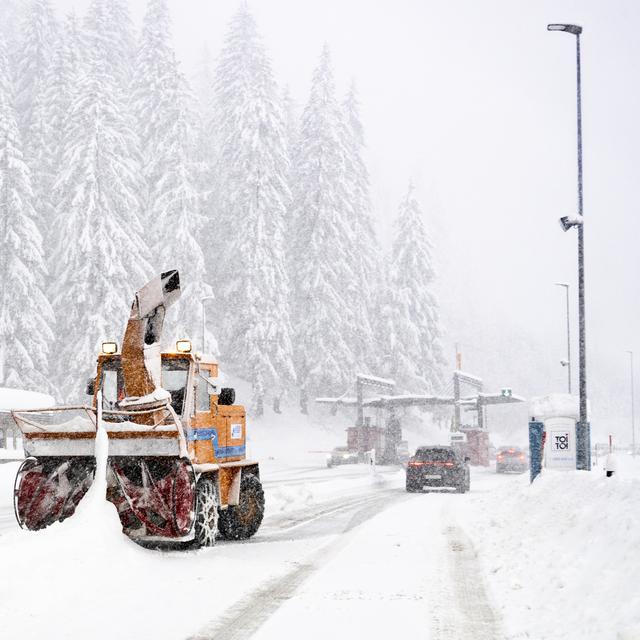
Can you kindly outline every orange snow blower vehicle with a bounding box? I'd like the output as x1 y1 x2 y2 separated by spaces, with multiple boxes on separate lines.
11 270 264 547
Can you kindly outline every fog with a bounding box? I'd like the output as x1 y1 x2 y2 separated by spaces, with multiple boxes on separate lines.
51 0 640 442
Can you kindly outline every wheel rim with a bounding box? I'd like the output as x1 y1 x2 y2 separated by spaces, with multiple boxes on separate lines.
195 481 218 546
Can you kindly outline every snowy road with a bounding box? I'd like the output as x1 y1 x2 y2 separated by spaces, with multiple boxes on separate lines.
0 459 503 640
192 487 503 640
3 455 638 639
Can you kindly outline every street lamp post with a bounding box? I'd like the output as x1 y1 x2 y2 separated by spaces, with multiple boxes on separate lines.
201 295 215 353
628 351 636 457
555 282 571 393
548 22 590 470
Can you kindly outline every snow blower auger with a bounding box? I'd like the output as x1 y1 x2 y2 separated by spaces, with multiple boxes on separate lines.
12 270 264 548
12 406 97 530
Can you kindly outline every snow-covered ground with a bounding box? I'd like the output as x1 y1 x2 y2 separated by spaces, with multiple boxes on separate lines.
1 407 639 640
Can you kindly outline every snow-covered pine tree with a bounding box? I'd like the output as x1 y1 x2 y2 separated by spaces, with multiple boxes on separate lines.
45 13 82 158
51 4 151 401
0 1 23 62
84 0 136 91
211 5 296 414
132 0 214 350
281 85 298 180
341 80 379 372
14 0 59 251
15 0 58 137
289 45 358 403
192 44 214 120
379 183 445 393
191 45 216 265
131 0 180 244
0 38 55 391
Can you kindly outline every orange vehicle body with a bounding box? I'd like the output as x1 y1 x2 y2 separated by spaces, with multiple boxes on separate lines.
92 351 258 510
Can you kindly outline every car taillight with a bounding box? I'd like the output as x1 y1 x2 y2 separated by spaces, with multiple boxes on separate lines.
497 455 503 460
518 454 525 460
408 461 424 467
443 462 454 468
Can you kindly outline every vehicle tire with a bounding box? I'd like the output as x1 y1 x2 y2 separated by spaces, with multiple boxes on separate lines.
405 479 419 493
455 483 465 494
217 474 265 540
194 477 219 548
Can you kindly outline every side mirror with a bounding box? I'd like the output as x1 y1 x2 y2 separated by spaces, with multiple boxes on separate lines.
218 388 235 406
464 456 470 463
86 378 95 396
206 377 218 395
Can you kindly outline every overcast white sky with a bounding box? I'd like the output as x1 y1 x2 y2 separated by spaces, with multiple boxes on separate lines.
51 0 640 439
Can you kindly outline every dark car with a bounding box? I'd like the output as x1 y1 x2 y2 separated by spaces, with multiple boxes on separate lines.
496 446 528 473
406 446 470 493
327 446 359 467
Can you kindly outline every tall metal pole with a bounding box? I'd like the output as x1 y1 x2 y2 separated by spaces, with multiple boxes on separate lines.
575 32 589 470
202 301 206 353
628 351 636 457
555 283 571 393
201 296 215 353
547 23 589 469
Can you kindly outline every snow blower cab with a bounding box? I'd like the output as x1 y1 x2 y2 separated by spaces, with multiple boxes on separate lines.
12 271 264 547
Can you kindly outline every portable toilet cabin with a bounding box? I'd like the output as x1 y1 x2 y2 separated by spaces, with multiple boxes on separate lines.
529 393 589 470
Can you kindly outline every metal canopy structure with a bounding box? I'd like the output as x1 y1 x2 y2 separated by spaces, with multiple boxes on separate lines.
316 369 525 465
316 370 525 431
316 391 525 411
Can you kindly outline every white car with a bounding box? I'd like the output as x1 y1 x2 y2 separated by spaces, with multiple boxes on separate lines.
327 446 359 467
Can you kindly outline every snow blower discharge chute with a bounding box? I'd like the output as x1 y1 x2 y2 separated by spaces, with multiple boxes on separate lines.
11 270 264 547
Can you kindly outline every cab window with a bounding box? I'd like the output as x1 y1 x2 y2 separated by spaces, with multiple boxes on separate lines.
99 357 191 416
196 369 211 413
161 358 190 416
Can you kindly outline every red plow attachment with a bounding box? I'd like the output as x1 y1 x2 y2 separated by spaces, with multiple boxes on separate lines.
12 406 97 531
11 402 197 543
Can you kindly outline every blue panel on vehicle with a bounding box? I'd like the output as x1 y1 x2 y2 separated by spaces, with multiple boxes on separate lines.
185 428 246 458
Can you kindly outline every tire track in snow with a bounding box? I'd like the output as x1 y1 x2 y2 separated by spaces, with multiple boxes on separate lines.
430 511 503 640
256 488 401 541
186 491 407 640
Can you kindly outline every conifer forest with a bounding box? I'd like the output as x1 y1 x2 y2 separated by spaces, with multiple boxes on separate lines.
0 0 444 410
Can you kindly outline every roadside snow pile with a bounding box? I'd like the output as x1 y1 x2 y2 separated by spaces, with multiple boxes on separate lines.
0 387 54 410
461 465 640 639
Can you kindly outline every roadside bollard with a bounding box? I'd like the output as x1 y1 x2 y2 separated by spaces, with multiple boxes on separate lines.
529 419 545 483
605 434 616 477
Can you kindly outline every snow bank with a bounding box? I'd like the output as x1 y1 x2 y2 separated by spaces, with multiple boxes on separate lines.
0 387 54 410
530 393 589 420
458 463 640 639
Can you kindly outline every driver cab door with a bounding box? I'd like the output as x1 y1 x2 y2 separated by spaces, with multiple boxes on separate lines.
189 364 225 463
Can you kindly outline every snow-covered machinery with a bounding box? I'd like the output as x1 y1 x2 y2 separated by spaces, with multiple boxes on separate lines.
12 271 264 547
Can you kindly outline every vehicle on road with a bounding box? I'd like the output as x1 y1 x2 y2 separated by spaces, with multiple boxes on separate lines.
406 446 470 493
11 271 264 548
327 446 359 467
496 446 528 474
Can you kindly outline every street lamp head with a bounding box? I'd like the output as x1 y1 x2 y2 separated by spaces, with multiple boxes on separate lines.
561 359 570 367
554 282 569 289
559 214 584 231
547 23 582 35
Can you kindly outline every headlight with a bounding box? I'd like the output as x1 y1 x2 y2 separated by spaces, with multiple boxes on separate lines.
101 341 117 354
176 339 192 353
